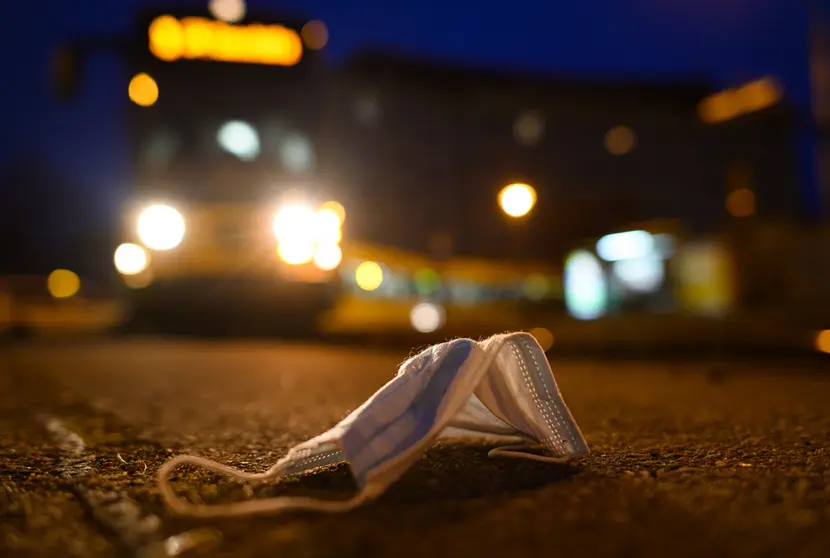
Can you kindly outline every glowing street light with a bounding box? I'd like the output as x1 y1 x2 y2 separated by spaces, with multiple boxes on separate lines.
498 183 537 218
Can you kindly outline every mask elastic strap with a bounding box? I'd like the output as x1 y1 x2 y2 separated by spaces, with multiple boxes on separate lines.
157 454 368 518
487 444 572 464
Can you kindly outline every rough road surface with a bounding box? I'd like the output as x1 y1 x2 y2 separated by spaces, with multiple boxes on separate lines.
2 339 830 557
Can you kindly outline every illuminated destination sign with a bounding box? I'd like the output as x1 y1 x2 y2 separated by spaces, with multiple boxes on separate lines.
148 15 303 66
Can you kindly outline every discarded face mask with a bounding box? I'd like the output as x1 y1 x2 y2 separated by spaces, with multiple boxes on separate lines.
157 332 589 517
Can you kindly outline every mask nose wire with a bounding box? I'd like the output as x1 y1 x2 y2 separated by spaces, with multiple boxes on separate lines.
487 444 573 464
157 454 368 518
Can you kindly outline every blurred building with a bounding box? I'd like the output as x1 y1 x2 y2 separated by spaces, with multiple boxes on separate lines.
326 52 803 262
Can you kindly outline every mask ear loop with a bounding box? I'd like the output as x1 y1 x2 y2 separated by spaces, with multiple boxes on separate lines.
487 444 572 464
157 454 369 518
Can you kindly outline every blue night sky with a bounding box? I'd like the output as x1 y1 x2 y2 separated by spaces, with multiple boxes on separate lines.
1 0 828 223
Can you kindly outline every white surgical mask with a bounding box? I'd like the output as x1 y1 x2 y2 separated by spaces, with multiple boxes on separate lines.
157 332 589 517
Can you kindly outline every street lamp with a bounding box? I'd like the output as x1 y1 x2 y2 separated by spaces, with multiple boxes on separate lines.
498 183 537 218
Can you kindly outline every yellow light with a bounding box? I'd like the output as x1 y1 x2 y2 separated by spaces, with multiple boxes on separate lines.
137 204 186 251
528 327 554 352
148 15 302 66
313 208 343 245
604 125 636 155
278 238 315 265
319 200 346 223
128 73 158 107
313 244 342 271
355 261 383 291
114 243 149 276
272 204 315 243
499 183 537 218
47 269 80 299
816 330 830 354
726 188 755 217
699 77 783 124
149 15 186 61
301 20 328 50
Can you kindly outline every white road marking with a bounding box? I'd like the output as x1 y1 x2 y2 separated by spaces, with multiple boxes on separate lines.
40 414 161 552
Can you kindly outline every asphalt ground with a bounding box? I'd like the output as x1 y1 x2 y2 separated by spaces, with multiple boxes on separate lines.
2 339 830 557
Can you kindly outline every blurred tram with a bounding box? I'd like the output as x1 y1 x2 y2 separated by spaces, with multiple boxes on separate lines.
114 8 344 327
322 242 562 337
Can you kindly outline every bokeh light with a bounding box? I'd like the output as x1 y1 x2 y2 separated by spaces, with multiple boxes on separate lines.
273 204 315 243
816 330 830 354
726 188 755 217
301 20 328 50
209 0 246 23
137 205 186 251
148 15 185 61
313 244 342 271
217 121 260 161
114 243 149 276
410 302 445 333
320 201 346 223
47 269 80 299
278 238 315 265
313 208 343 245
564 250 608 320
528 327 554 351
522 274 550 301
498 183 537 218
414 268 441 296
604 125 636 155
355 261 383 291
128 73 158 107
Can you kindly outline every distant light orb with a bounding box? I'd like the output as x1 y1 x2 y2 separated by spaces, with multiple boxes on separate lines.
528 327 554 351
355 261 383 291
410 302 445 333
514 111 545 146
209 0 246 23
47 269 80 299
313 244 342 271
313 208 343 245
522 273 550 301
604 125 636 155
137 204 186 251
148 15 185 61
564 250 607 320
596 230 654 262
499 183 537 218
301 20 328 50
128 73 158 107
613 253 665 293
114 243 149 276
319 201 346 223
278 238 315 265
280 133 314 173
217 120 260 161
726 188 755 217
816 330 830 354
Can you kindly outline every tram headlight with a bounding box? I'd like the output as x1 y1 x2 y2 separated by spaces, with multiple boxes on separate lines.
272 200 344 267
137 204 186 250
